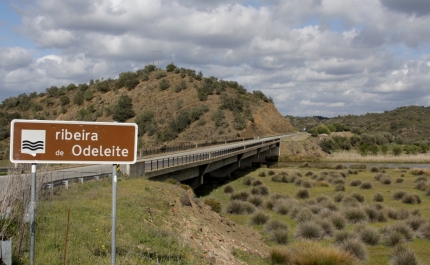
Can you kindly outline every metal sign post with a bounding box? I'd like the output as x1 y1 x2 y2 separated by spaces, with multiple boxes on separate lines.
111 164 117 265
30 163 36 265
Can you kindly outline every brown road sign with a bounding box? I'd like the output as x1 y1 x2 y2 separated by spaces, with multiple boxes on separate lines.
10 120 137 164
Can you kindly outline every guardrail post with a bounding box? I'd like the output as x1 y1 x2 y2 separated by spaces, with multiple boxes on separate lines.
63 180 69 190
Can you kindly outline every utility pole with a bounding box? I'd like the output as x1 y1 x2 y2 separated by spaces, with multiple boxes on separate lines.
151 51 162 69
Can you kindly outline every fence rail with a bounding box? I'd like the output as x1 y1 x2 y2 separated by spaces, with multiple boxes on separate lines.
143 137 280 172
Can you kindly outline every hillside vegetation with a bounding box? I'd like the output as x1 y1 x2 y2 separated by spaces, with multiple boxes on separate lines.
0 64 294 152
287 106 430 145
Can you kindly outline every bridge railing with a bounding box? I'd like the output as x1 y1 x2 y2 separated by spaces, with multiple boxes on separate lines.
144 137 280 172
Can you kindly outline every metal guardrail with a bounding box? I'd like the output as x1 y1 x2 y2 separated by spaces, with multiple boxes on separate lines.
41 172 110 190
143 137 280 172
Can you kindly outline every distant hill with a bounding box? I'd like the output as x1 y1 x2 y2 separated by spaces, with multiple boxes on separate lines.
286 106 430 144
0 64 294 151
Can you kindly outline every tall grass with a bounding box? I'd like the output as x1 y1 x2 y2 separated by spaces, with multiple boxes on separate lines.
324 151 430 163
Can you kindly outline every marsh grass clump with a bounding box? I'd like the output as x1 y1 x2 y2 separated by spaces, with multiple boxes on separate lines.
273 199 291 215
358 226 380 245
334 231 356 245
390 244 420 265
265 219 288 233
223 185 234 194
377 173 392 185
251 185 270 196
384 222 414 242
348 169 358 174
330 213 347 230
333 193 345 202
301 180 313 188
288 241 357 265
343 207 368 224
414 181 427 191
383 232 406 247
350 179 362 187
251 179 263 186
295 221 324 240
401 194 421 204
351 192 365 203
242 176 254 186
248 195 264 207
295 208 314 223
364 206 386 223
269 247 292 264
373 192 384 202
417 221 430 240
258 171 267 177
414 175 427 183
425 187 430 196
331 178 346 185
334 184 345 192
295 188 310 199
225 200 256 214
268 170 276 176
396 178 404 183
360 182 373 189
341 196 360 208
405 216 426 231
249 211 270 225
349 164 366 170
317 219 335 237
392 191 407 201
370 166 380 172
338 238 368 262
270 229 289 245
230 191 250 201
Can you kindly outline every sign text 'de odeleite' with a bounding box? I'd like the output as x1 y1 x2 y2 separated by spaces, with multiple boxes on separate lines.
10 120 137 164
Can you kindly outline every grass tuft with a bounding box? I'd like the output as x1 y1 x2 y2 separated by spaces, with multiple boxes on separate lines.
249 211 270 225
338 238 368 261
390 244 420 265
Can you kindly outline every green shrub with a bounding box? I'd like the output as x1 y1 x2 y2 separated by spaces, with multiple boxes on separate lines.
383 232 406 247
295 208 314 223
351 192 365 203
204 198 221 213
417 221 430 239
401 194 421 204
112 95 135 122
333 193 344 202
164 178 179 185
405 216 425 231
159 78 170 91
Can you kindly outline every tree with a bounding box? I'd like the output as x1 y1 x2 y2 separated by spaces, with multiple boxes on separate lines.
135 110 155 136
392 145 403 156
113 95 135 122
73 91 84 105
166 62 177 72
60 95 70 106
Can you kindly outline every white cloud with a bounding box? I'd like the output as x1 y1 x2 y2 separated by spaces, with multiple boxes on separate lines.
0 0 430 117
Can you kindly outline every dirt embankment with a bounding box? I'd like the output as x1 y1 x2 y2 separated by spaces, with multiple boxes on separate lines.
279 133 327 161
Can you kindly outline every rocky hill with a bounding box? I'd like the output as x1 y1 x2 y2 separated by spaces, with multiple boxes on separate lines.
0 64 295 150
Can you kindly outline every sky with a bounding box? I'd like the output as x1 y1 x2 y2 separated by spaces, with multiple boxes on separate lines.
1 0 430 117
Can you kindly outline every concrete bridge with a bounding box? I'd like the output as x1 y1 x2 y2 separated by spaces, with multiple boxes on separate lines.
122 135 288 188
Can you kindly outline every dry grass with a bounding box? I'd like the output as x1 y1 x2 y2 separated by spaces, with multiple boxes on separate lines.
324 151 430 163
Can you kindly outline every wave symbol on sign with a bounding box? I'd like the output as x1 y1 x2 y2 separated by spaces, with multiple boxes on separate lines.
22 140 45 151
